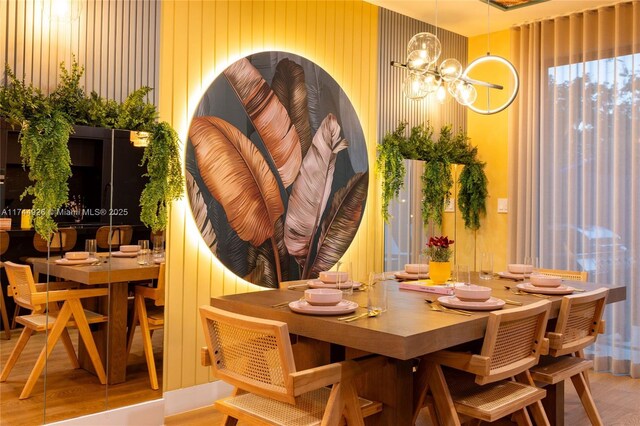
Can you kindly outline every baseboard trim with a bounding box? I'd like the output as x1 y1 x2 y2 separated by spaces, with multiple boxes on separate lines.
46 381 233 425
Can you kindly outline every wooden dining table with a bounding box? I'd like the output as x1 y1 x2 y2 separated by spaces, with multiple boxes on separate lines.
210 274 626 426
31 255 160 384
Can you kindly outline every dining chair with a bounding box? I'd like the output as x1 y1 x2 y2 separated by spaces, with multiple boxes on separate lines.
536 267 588 282
413 300 552 425
95 225 133 250
199 305 384 425
0 261 108 399
530 288 608 426
0 230 11 339
126 263 165 390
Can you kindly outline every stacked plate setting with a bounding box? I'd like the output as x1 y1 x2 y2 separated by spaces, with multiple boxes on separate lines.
288 289 358 315
55 251 98 265
517 273 576 295
111 244 141 257
497 263 533 280
306 271 361 289
438 284 506 310
394 263 429 281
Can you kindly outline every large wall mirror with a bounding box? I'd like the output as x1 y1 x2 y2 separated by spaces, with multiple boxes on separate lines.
0 124 164 423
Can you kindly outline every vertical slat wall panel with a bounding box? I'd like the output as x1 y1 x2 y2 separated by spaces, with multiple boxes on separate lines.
377 7 467 151
1 0 159 105
160 0 380 391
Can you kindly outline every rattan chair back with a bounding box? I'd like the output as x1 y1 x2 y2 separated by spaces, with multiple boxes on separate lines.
537 268 588 282
548 287 608 357
3 262 41 313
478 300 551 385
200 306 297 404
33 228 77 253
96 225 133 249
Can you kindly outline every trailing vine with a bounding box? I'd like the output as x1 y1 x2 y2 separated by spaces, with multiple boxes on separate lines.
377 122 488 230
1 56 183 238
140 122 184 232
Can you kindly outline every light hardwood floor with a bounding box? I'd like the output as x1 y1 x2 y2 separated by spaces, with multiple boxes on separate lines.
0 327 163 425
165 370 640 426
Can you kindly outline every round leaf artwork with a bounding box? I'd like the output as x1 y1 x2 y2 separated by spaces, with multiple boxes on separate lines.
186 52 368 288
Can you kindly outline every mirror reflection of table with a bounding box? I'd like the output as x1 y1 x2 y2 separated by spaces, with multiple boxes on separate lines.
31 256 159 384
212 275 626 425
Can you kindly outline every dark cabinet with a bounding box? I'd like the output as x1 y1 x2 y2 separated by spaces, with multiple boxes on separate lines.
0 119 147 226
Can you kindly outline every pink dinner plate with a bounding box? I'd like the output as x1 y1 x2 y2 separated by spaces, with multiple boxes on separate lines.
394 271 429 281
497 271 530 280
437 295 506 311
288 299 358 315
55 257 98 266
111 251 138 258
517 283 575 295
307 280 362 289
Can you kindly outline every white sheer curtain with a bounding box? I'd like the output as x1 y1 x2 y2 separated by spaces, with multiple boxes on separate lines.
509 1 640 378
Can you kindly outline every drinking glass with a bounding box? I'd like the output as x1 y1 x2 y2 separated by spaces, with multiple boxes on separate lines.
479 252 493 280
525 256 539 273
455 264 470 286
85 239 97 257
137 240 151 265
418 253 429 279
152 235 165 259
336 261 353 296
367 272 388 313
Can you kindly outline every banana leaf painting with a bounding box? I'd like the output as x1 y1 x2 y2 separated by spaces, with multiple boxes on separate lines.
186 52 368 288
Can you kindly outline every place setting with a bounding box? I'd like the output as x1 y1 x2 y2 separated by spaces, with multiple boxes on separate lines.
305 263 363 291
516 274 579 295
393 262 430 281
54 251 100 266
287 288 359 316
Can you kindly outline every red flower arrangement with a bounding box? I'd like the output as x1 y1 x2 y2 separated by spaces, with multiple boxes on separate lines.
424 236 454 262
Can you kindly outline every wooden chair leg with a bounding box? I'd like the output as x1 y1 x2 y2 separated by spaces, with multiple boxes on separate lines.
323 381 347 426
413 356 432 424
126 297 139 356
135 294 159 390
11 305 20 329
19 302 72 399
426 361 461 426
0 285 11 340
68 299 107 385
48 302 79 368
575 350 592 390
516 371 550 426
0 327 33 381
513 408 533 426
570 373 603 426
342 381 365 426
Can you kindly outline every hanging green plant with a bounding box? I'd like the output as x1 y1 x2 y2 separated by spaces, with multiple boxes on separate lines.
377 121 488 230
139 122 184 232
1 56 183 237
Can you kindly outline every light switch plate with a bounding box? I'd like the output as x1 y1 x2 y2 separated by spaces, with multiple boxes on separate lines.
444 198 455 212
497 198 508 213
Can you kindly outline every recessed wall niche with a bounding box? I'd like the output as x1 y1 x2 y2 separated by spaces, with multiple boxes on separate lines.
186 52 368 288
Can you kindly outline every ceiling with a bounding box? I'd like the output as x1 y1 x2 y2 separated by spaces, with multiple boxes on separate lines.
368 0 627 36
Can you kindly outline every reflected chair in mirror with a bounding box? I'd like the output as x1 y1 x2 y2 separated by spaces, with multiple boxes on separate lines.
96 225 133 250
0 262 108 399
0 230 11 339
536 268 588 282
413 300 552 425
199 306 384 425
15 227 78 327
530 288 608 426
126 263 165 390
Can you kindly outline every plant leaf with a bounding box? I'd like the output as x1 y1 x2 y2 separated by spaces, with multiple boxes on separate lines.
271 58 312 158
185 170 217 251
245 217 289 288
309 172 369 277
224 58 302 187
189 116 284 246
284 114 348 264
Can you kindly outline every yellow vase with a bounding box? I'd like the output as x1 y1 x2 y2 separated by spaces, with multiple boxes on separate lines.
429 261 451 284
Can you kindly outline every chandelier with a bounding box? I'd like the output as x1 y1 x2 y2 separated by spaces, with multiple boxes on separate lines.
391 1 520 115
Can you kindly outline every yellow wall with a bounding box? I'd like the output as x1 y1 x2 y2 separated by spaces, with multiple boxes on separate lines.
159 0 380 391
450 29 512 272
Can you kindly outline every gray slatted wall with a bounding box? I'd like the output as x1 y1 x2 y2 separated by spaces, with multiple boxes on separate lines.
1 0 160 105
378 7 467 139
